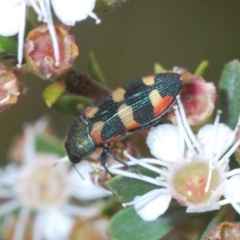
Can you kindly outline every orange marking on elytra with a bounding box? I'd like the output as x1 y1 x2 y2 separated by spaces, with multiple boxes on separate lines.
112 88 126 102
91 121 104 143
91 121 122 144
142 75 155 86
149 90 174 117
153 96 173 117
118 104 140 131
104 135 122 143
84 107 99 118
149 89 163 108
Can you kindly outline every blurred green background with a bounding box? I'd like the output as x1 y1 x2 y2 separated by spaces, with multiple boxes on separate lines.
1 0 240 162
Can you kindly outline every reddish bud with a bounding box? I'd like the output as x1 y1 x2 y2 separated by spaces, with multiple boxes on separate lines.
169 68 216 126
0 64 23 112
205 222 240 240
25 24 79 79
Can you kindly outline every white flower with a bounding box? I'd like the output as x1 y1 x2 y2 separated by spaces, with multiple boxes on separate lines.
51 0 101 26
0 118 103 240
0 0 58 67
70 160 112 201
108 97 240 221
0 0 100 67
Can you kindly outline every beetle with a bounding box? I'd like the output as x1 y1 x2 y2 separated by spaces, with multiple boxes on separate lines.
65 72 182 172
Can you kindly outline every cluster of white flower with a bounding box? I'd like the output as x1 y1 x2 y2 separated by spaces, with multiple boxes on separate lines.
0 0 100 67
0 118 110 239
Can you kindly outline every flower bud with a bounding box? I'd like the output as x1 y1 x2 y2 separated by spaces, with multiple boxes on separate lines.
205 222 240 240
169 68 216 126
0 64 23 112
25 25 79 79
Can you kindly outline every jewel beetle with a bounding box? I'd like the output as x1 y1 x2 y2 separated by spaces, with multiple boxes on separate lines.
65 73 182 171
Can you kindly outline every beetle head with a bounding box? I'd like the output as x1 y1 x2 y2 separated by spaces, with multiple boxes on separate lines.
65 116 96 163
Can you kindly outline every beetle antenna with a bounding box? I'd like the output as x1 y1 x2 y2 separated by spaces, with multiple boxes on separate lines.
72 163 85 180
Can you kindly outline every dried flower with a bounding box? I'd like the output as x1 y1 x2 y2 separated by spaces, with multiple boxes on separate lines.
205 222 240 240
0 64 23 112
25 24 78 79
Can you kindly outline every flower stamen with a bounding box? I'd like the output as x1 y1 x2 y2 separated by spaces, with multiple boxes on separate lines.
212 110 222 155
176 96 203 155
215 115 240 162
38 0 48 22
222 189 240 214
173 104 190 154
124 151 168 177
29 0 43 20
44 0 60 66
109 158 169 169
107 168 165 187
123 188 168 208
218 197 240 206
88 12 101 24
204 111 222 193
205 157 214 193
17 3 26 68
219 138 240 166
0 93 10 104
226 169 240 178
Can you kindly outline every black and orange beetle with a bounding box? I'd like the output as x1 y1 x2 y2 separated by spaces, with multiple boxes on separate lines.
65 73 182 171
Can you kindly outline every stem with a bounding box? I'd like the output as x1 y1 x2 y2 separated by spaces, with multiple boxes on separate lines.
65 70 111 100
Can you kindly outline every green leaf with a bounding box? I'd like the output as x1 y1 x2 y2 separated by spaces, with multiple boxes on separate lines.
42 81 66 108
88 52 107 85
36 133 66 157
106 168 159 203
0 35 18 57
109 204 188 240
154 63 167 74
53 95 92 116
218 59 240 128
194 60 209 76
100 198 122 216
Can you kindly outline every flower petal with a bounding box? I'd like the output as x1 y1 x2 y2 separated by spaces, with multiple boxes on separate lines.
71 161 111 201
36 210 74 240
186 202 220 213
225 174 240 199
146 124 181 162
0 2 21 36
133 189 171 221
51 0 99 26
197 123 234 156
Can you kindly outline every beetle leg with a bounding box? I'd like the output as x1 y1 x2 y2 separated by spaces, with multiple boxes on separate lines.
102 145 130 168
102 146 140 175
100 148 114 176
